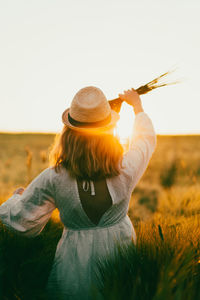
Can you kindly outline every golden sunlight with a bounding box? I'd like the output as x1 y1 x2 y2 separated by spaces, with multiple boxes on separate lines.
115 102 134 146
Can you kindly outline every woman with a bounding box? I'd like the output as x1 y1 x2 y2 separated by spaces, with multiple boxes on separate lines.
0 86 156 299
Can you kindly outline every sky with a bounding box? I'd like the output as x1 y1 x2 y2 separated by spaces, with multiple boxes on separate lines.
0 0 200 134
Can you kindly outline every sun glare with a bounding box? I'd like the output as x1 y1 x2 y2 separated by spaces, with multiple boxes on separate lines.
115 102 134 146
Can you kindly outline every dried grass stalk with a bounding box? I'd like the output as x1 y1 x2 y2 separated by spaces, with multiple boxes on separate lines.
25 146 32 184
109 70 179 113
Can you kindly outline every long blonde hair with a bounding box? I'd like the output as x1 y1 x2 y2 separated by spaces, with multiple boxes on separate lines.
49 126 123 180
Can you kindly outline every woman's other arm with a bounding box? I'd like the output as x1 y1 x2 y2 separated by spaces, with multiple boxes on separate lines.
0 168 56 237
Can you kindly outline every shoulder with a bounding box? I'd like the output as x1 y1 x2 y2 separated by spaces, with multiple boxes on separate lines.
36 167 55 181
44 166 73 186
38 166 67 178
28 167 59 189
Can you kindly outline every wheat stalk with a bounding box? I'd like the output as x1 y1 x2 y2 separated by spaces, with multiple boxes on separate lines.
25 146 32 184
109 69 180 112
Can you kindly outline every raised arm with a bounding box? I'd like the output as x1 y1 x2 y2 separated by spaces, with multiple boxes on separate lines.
0 168 56 237
119 89 157 189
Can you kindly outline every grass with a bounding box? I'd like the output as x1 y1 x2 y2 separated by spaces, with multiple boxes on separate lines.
0 133 200 299
0 219 63 299
95 219 200 300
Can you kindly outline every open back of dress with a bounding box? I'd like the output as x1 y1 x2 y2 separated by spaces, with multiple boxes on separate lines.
76 178 112 226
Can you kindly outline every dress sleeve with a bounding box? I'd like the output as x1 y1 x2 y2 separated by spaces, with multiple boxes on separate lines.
0 168 56 237
122 112 157 191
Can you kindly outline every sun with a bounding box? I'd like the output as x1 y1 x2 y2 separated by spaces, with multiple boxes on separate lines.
115 102 135 146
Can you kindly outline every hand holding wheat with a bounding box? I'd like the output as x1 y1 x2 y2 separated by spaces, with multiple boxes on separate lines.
118 88 144 114
118 88 141 106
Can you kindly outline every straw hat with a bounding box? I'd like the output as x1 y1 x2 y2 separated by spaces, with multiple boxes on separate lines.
62 86 119 133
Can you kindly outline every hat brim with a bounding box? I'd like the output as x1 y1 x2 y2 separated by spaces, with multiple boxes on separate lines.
62 108 120 134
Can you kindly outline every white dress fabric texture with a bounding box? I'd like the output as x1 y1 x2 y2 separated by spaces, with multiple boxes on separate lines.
0 112 156 299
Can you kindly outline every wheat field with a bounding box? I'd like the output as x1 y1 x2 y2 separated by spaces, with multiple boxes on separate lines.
0 133 200 299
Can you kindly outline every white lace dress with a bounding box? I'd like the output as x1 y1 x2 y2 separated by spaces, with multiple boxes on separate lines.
0 112 156 299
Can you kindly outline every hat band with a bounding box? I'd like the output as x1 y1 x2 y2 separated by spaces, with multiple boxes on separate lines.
68 113 111 128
